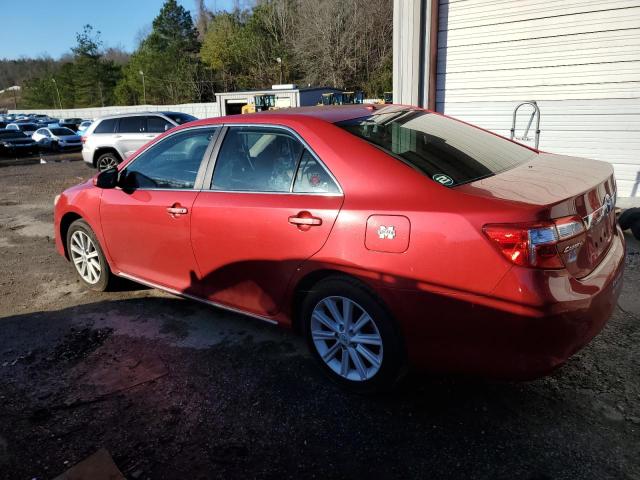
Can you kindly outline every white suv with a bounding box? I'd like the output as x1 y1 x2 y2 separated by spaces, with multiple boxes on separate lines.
81 111 197 170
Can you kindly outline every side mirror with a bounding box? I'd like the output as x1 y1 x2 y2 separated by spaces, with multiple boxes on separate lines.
95 167 118 189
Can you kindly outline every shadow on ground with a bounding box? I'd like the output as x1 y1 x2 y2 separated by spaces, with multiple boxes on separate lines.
0 291 638 480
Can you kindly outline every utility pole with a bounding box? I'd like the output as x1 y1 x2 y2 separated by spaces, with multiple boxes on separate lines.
51 78 62 110
12 87 17 109
276 57 283 84
139 70 146 105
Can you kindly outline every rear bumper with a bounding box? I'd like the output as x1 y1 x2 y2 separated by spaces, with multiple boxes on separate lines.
380 227 625 379
81 148 93 165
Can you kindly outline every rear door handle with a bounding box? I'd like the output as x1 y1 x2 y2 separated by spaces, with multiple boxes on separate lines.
289 211 322 229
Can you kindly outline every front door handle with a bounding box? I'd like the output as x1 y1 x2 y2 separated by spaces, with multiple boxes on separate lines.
289 211 322 230
167 204 188 217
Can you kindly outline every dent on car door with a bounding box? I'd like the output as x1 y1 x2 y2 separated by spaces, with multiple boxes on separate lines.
190 125 344 317
99 126 219 291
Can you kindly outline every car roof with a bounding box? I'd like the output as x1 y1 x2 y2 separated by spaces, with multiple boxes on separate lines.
188 104 417 128
95 111 169 121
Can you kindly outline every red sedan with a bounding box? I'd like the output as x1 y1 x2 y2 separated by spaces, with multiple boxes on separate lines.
54 105 625 392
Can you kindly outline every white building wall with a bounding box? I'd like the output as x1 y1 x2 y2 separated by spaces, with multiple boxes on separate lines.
436 0 640 199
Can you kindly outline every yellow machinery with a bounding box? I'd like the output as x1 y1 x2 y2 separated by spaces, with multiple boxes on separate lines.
242 94 277 114
320 91 365 106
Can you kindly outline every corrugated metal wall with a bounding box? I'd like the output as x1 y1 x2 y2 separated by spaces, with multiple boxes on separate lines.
436 0 640 199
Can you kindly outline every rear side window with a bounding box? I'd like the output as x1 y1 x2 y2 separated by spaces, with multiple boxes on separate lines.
336 109 536 187
293 150 340 194
118 116 145 133
211 127 303 192
146 116 173 133
94 118 117 134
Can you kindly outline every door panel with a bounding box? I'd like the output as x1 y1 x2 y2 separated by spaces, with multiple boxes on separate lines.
191 192 343 316
99 127 218 291
100 189 199 290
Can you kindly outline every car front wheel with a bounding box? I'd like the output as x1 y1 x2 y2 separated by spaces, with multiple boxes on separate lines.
302 276 406 393
66 219 114 291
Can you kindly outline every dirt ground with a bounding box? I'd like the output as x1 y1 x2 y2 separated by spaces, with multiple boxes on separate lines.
0 157 639 480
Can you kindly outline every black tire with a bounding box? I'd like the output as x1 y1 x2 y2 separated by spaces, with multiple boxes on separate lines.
631 218 640 241
96 152 121 171
301 275 406 394
66 219 115 292
619 208 640 231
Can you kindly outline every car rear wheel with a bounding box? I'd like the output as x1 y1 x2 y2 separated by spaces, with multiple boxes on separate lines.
96 152 120 171
66 219 114 291
302 276 405 393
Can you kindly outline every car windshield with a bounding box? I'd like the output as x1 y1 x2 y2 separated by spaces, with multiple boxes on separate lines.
164 112 197 125
336 108 537 187
0 131 27 138
50 128 75 136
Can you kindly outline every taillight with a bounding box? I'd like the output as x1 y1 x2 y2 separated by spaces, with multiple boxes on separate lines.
81 136 87 144
483 216 585 269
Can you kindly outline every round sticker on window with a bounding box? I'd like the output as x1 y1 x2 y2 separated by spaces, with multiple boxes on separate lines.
432 173 454 186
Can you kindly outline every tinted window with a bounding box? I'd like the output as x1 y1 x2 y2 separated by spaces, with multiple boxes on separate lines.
146 116 173 133
20 124 37 130
0 131 26 138
120 128 216 190
94 118 117 134
118 116 145 133
211 127 303 192
50 128 75 135
293 150 340 193
164 112 197 125
336 108 537 187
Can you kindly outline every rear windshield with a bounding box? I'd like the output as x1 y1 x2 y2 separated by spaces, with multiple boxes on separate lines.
336 109 536 187
164 112 197 125
50 128 75 136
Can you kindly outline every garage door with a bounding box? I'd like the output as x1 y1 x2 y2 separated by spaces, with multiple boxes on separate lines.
436 0 640 200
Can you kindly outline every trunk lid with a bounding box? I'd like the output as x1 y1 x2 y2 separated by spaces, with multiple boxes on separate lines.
458 153 617 278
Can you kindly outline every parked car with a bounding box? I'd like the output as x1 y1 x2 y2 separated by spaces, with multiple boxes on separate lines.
0 130 38 156
76 120 93 136
54 104 625 393
59 118 83 131
32 127 82 151
6 122 39 136
81 111 197 171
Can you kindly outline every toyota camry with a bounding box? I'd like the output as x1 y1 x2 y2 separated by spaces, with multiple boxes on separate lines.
53 105 625 392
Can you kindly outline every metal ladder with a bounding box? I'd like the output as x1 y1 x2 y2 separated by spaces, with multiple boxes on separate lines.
510 101 540 149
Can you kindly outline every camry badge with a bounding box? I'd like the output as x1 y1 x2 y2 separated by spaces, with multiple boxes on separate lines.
377 225 396 240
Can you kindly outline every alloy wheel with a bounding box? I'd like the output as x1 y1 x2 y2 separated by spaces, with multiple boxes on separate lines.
98 156 118 171
69 230 101 284
310 296 384 382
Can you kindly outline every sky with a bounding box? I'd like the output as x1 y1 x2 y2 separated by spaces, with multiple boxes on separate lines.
0 0 236 60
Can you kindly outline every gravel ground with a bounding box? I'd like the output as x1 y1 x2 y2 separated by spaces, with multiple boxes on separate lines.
0 158 638 480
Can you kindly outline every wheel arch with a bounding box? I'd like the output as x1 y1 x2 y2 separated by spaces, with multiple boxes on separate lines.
60 212 83 260
291 268 382 334
92 147 122 167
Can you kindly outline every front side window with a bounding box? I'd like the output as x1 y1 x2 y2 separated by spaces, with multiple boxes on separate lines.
118 116 145 134
211 127 303 192
336 108 537 187
120 127 217 190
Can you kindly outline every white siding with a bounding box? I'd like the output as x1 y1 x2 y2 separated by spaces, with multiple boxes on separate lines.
436 0 640 199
